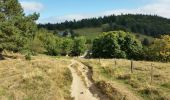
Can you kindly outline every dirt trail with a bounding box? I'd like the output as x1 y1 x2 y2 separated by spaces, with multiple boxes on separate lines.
68 59 142 100
68 60 99 100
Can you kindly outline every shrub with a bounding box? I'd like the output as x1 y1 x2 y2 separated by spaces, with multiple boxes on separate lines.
96 81 125 100
161 82 170 89
139 85 167 100
25 53 31 60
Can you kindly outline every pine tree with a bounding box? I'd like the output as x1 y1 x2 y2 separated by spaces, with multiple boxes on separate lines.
0 0 39 55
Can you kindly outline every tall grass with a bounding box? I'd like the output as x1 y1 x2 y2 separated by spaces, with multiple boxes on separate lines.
0 55 73 100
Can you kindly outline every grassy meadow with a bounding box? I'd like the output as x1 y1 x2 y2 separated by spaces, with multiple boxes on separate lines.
78 58 170 100
74 27 102 40
0 54 73 100
74 26 154 42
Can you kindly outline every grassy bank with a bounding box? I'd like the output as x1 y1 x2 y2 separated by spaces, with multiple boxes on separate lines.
0 55 73 100
78 58 170 100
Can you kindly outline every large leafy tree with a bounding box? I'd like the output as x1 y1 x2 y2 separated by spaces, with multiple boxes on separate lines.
92 32 124 58
0 0 39 54
92 31 143 59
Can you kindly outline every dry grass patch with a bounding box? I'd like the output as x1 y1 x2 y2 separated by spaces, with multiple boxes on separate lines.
78 58 170 100
0 55 73 100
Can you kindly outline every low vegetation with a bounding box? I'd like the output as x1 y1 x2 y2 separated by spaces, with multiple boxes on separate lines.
0 54 73 100
78 58 170 100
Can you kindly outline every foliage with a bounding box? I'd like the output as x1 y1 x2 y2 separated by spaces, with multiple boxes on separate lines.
25 52 31 60
148 35 170 62
30 29 86 57
43 33 61 56
60 38 73 56
71 37 86 56
142 38 150 46
92 31 143 59
0 0 39 53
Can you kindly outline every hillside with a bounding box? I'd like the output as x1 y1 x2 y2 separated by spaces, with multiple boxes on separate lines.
39 14 170 37
73 26 154 42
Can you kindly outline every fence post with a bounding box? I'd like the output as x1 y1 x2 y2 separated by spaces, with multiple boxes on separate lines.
131 60 134 73
150 63 154 85
99 57 101 64
115 59 117 67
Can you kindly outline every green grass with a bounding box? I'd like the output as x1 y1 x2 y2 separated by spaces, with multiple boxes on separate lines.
78 59 170 100
74 26 155 43
74 27 102 40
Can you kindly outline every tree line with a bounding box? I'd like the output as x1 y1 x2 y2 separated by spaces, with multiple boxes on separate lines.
92 31 170 62
38 14 170 37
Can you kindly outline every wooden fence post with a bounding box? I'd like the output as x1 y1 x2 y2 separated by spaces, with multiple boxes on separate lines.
131 60 134 73
115 59 117 67
99 57 101 64
150 63 154 85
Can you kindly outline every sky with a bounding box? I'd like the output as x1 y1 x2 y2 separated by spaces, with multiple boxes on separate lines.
19 0 170 23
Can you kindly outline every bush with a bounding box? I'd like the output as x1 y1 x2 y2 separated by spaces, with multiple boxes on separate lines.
25 53 31 60
139 85 167 100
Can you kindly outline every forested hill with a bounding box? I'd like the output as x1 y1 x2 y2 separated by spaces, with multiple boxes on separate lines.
38 14 170 37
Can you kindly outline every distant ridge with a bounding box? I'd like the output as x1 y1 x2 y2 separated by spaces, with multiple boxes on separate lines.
38 14 170 37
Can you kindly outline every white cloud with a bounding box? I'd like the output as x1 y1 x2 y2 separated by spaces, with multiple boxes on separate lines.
20 1 44 12
103 0 170 18
38 0 170 23
38 14 96 24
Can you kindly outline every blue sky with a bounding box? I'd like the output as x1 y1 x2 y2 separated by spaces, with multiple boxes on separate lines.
19 0 170 23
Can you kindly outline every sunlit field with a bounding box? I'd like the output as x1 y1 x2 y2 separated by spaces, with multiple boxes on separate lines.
78 58 170 100
0 55 72 100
